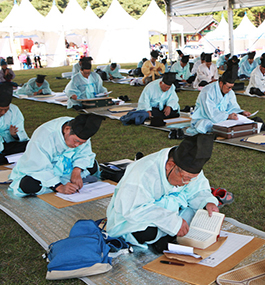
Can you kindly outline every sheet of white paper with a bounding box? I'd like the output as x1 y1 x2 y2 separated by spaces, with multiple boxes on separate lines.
95 91 112 97
164 117 190 124
6 152 23 164
164 243 201 258
213 114 254 128
199 231 254 267
56 181 115 202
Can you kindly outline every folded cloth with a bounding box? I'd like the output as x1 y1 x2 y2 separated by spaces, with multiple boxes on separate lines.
120 110 149 125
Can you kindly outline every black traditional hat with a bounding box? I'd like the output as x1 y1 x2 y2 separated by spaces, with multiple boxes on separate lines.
173 134 214 174
260 57 265 68
36 75 46 83
162 72 176 85
0 82 13 107
1 59 7 66
248 51 256 60
71 114 105 140
200 52 206 60
181 55 189 64
142 58 148 62
81 61 91 70
221 63 238 84
205 53 212 62
225 53 231 58
80 56 93 62
177 50 183 56
110 63 117 69
150 50 159 59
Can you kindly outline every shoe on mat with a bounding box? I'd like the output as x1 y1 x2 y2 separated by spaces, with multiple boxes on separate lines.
211 187 234 208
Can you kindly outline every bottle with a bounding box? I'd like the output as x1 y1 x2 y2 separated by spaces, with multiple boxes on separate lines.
190 107 194 115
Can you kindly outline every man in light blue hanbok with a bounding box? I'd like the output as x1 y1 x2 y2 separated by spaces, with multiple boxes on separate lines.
216 53 231 70
71 56 93 77
16 74 52 96
137 72 180 119
0 83 29 164
170 55 191 82
187 64 251 135
66 61 107 109
238 51 257 79
9 114 104 197
107 134 219 252
103 63 123 80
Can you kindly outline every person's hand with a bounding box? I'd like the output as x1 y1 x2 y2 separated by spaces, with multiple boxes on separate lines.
242 110 251 117
228 113 238 120
147 110 152 118
177 219 189 236
109 75 113 80
163 106 171 117
157 67 162 72
4 69 10 75
10 125 18 136
33 92 38 96
71 167 83 190
206 203 219 217
71 94 78 100
182 79 187 83
56 182 79 194
149 67 154 71
37 89 42 95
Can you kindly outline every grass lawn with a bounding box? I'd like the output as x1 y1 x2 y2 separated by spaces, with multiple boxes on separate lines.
0 64 265 284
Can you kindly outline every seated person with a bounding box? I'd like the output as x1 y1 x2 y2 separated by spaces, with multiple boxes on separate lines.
103 63 123 80
72 56 93 77
106 134 219 253
0 83 29 165
238 51 257 79
193 53 218 89
170 55 195 87
137 72 180 119
141 50 165 84
0 59 17 87
176 49 184 61
246 57 265 96
191 52 205 76
216 53 231 70
187 63 251 135
16 74 52 96
9 114 104 197
129 58 148 77
254 53 265 66
65 61 108 110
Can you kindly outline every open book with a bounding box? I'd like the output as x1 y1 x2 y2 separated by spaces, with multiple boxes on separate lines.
177 209 225 249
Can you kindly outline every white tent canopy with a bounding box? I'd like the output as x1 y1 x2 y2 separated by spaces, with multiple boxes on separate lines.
98 0 150 63
138 0 183 34
202 14 229 53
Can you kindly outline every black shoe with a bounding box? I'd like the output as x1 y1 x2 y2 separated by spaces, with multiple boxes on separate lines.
168 129 177 139
176 128 185 139
135 152 144 161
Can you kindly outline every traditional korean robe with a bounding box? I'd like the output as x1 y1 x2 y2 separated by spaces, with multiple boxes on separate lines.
141 60 165 83
238 60 258 78
16 78 52 95
246 66 265 95
106 148 218 248
65 71 107 109
193 63 218 89
187 81 243 134
9 117 96 197
103 65 123 79
170 61 191 80
0 104 29 152
137 79 180 112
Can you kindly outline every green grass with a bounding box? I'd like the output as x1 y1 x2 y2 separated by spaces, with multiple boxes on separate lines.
0 65 265 283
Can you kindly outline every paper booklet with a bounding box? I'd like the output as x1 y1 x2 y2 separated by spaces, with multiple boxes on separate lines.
177 209 225 249
213 114 254 128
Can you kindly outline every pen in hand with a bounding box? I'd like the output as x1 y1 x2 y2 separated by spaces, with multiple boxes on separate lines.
160 260 184 266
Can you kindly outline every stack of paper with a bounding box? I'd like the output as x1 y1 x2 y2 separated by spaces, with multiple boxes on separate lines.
56 181 115 202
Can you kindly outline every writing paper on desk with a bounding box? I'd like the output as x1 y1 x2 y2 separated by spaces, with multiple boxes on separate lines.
214 114 254 128
56 181 115 202
6 152 23 164
164 243 201 258
199 231 253 267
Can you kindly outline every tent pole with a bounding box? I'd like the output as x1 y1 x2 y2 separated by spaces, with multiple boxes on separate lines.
227 0 234 55
165 0 173 62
